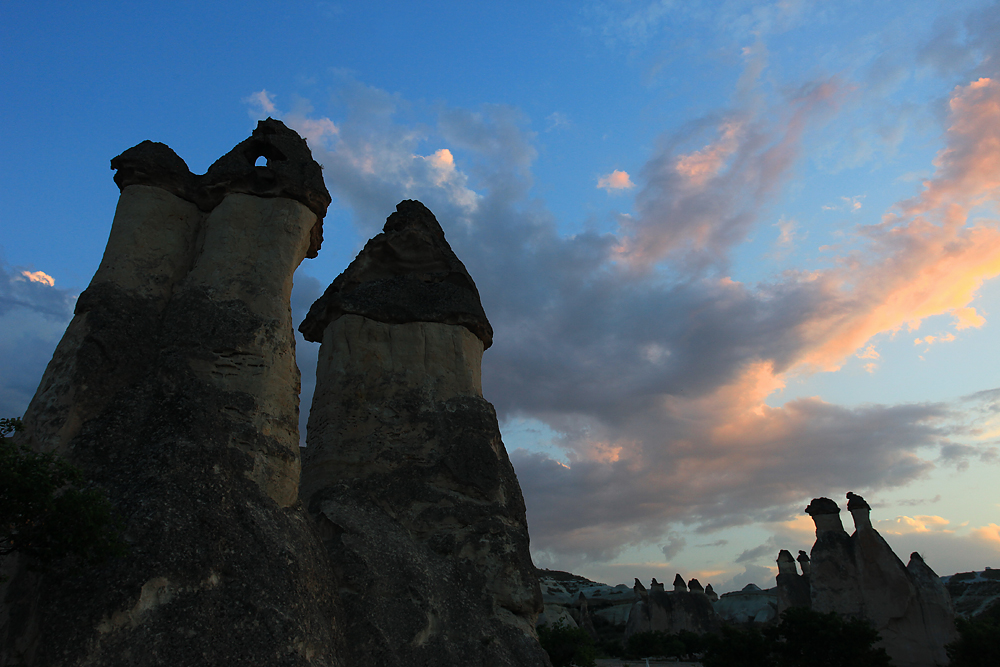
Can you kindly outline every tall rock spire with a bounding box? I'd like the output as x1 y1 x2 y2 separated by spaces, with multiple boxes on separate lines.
1 121 343 666
298 200 547 666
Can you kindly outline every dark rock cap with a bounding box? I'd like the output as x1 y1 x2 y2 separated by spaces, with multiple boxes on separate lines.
633 578 646 590
797 550 810 563
111 118 331 258
846 491 871 511
299 200 494 348
705 584 716 594
805 497 841 515
688 578 704 593
777 549 795 563
673 573 686 587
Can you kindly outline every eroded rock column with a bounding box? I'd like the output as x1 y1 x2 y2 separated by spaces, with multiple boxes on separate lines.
2 120 344 667
299 200 549 667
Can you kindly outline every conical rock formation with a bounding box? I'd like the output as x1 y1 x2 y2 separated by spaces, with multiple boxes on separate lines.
298 200 548 666
1 120 344 666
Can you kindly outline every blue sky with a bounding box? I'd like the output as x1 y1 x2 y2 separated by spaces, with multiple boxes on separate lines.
3 0 1000 592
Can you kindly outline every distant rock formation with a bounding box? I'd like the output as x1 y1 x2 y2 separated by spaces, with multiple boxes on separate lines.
624 575 719 640
713 584 778 625
777 493 958 667
673 573 687 593
944 568 1000 618
704 584 718 602
775 549 810 613
571 592 599 641
1 120 344 665
536 570 634 629
298 200 548 666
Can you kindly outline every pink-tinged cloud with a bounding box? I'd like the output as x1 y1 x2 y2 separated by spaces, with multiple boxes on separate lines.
792 77 1000 371
674 121 743 188
597 169 635 192
19 270 55 287
617 78 842 270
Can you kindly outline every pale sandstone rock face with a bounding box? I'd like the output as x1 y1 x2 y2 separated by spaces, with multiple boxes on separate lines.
794 494 957 667
1 120 345 666
299 200 549 667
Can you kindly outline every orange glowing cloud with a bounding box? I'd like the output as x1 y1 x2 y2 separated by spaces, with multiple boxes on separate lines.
19 270 55 286
876 515 953 536
597 169 635 192
674 121 743 188
793 77 1000 371
970 523 1000 547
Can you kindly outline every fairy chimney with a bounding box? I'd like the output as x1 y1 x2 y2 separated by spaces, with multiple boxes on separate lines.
0 120 342 666
298 200 547 666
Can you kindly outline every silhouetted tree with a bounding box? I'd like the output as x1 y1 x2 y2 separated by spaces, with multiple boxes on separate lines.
947 611 1000 666
1 417 125 576
702 608 890 667
538 621 596 667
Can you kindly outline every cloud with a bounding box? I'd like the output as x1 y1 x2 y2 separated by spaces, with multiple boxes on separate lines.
721 564 776 592
546 112 570 132
896 494 942 507
244 89 277 116
876 515 953 536
660 533 687 561
276 70 1000 569
970 523 1000 547
735 537 779 564
615 78 842 271
0 260 76 419
597 170 635 192
821 195 865 213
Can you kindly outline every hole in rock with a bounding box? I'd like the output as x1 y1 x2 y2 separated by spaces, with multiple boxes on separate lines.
255 155 268 167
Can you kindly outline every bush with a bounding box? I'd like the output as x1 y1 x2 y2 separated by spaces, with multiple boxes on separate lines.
1 417 126 573
538 621 597 667
947 614 1000 666
701 625 770 667
701 608 891 667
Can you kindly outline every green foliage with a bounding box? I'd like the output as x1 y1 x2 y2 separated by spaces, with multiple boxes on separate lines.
701 608 891 667
946 614 1000 666
1 417 126 573
538 621 597 667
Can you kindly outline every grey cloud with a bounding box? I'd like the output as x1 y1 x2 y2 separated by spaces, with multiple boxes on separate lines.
720 564 774 594
288 78 976 566
735 537 778 564
897 495 942 507
697 540 729 548
660 534 687 561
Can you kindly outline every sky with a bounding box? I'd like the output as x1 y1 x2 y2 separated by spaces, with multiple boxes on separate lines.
3 0 1000 594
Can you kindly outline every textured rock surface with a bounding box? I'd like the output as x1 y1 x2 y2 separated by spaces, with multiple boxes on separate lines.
299 200 492 346
1 121 345 666
794 494 957 667
299 200 548 667
945 568 1000 617
624 577 720 639
713 585 778 625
